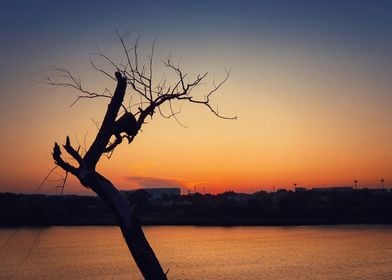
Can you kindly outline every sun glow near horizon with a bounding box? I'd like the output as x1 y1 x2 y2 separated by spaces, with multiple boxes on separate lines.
1 1 392 194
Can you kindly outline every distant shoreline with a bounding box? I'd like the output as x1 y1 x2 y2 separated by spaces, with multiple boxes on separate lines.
1 191 391 228
2 217 392 228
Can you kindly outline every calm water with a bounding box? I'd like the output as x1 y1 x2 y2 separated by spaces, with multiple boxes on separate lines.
0 225 391 279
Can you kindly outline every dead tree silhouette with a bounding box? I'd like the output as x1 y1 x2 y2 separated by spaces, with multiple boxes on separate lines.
45 32 235 280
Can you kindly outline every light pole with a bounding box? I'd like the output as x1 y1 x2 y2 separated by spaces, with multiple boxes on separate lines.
354 180 358 190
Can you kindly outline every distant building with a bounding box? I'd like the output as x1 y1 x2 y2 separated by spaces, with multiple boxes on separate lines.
122 188 181 201
295 187 307 192
311 186 354 193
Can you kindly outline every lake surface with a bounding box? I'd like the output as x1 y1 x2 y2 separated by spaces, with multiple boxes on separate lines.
0 225 391 279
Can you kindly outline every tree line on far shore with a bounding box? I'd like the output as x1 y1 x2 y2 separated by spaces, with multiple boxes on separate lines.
1 188 391 227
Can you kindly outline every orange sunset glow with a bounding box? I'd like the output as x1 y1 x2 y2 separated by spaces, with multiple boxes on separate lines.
1 1 392 195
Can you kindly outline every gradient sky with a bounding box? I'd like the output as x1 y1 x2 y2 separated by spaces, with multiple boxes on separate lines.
1 0 392 194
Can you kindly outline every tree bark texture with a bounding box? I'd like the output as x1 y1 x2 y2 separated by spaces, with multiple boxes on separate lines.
52 72 168 279
81 172 167 279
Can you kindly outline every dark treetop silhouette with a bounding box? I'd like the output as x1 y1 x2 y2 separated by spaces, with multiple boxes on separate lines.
46 32 235 280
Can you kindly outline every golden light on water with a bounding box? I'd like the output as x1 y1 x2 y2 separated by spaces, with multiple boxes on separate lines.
1 226 391 279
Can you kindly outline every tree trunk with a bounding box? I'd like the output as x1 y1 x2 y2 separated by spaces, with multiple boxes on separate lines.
80 171 168 279
51 71 172 279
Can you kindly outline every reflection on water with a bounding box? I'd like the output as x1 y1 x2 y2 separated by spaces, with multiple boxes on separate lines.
0 225 391 279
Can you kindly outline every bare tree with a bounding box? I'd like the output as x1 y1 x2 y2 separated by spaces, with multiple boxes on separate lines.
45 32 235 279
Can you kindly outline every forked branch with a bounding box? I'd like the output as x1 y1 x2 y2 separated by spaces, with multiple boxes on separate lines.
46 33 236 164
47 33 235 280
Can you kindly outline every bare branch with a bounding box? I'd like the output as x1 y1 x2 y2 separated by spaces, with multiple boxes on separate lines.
47 35 236 164
64 136 83 165
83 71 128 168
35 166 59 193
52 170 68 195
90 59 116 81
43 66 113 107
178 68 237 120
92 44 120 72
46 33 236 280
52 143 78 175
149 38 156 101
74 132 89 157
169 99 188 128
